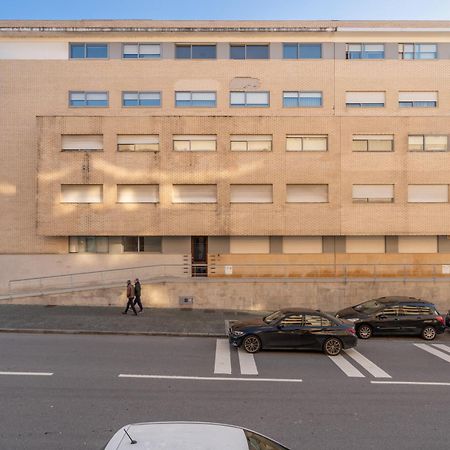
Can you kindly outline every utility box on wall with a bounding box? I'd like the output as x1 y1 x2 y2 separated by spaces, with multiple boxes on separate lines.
179 296 194 307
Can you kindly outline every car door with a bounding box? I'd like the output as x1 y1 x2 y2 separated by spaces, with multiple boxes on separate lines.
269 314 305 348
298 314 326 350
372 305 401 333
399 303 433 334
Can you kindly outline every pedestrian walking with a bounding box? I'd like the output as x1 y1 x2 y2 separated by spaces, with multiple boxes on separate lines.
122 280 138 315
133 278 143 313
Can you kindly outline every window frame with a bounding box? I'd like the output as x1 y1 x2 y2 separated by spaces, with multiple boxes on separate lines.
352 184 395 203
282 43 322 59
69 91 109 108
346 43 385 60
408 134 448 152
230 135 273 152
122 236 162 253
399 43 438 60
175 91 217 108
122 91 162 108
229 91 270 107
286 135 328 152
122 43 161 59
172 135 217 152
229 44 270 60
175 44 217 59
69 42 109 59
283 91 323 108
352 135 394 152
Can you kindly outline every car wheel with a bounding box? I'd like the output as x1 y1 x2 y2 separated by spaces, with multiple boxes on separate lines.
357 324 373 339
242 335 261 353
421 326 436 341
323 337 343 356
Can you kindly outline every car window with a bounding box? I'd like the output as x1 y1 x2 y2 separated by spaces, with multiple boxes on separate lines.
264 310 284 324
245 430 289 450
280 314 304 326
303 315 323 326
320 317 334 327
400 304 433 315
354 299 383 314
379 306 399 317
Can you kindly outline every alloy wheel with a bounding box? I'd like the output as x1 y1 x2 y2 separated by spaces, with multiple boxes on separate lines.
243 335 261 353
357 324 372 339
323 337 342 356
422 326 436 341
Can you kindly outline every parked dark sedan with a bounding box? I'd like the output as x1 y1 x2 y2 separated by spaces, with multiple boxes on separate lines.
228 309 357 356
336 296 446 340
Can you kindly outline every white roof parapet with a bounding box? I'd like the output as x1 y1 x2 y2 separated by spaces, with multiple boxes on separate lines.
338 27 450 32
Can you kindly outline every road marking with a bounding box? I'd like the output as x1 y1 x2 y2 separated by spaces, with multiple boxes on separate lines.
238 348 258 375
432 344 450 354
119 374 302 383
372 381 450 387
414 343 450 363
0 371 53 376
214 339 231 374
328 354 365 377
344 348 391 378
224 320 230 335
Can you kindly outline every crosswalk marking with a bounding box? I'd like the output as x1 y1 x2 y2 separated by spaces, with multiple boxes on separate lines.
0 371 53 376
414 343 450 363
214 339 231 374
344 348 391 378
328 354 365 377
432 344 450 354
238 348 258 375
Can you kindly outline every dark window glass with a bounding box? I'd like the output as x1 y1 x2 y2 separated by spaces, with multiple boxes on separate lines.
283 43 298 59
123 237 139 252
303 315 323 326
281 314 304 326
175 45 191 59
86 44 108 58
70 44 85 58
191 45 216 59
380 306 399 317
142 237 162 253
299 44 322 59
230 45 246 59
246 45 269 59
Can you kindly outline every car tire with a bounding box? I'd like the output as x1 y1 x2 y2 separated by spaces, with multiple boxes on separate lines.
356 324 373 339
323 337 343 356
242 335 262 353
421 326 437 341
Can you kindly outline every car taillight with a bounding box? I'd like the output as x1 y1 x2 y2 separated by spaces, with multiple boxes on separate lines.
346 327 356 335
436 315 445 325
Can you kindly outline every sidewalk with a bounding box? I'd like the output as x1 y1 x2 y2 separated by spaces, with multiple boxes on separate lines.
0 305 268 337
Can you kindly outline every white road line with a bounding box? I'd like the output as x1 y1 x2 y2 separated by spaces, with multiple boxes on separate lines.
118 374 302 383
372 381 450 387
214 339 231 374
414 343 450 363
238 348 258 375
344 348 391 378
0 371 53 376
432 344 450 354
327 354 365 377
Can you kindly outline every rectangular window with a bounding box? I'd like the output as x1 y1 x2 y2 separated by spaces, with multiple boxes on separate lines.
173 135 216 152
61 135 103 152
283 43 322 59
123 236 162 253
117 185 159 203
286 184 328 203
283 91 322 107
399 43 437 60
346 43 385 59
352 135 394 152
346 91 385 108
230 237 270 254
70 43 108 59
122 91 161 107
230 91 269 107
346 236 386 254
352 185 394 203
230 135 272 152
69 236 109 253
230 44 269 59
61 185 103 203
282 237 323 254
408 185 448 203
230 185 273 203
175 91 216 107
122 43 161 58
117 135 159 152
172 185 217 203
408 135 448 152
69 91 108 107
398 236 437 253
175 44 216 59
286 135 328 152
399 92 437 108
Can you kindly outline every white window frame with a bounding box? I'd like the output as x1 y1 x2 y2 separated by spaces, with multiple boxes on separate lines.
408 135 448 152
230 91 270 107
352 185 395 203
230 135 272 152
286 135 328 152
173 135 217 152
122 43 161 59
352 135 394 152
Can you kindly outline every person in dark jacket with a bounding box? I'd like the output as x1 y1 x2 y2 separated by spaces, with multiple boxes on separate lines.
133 278 143 312
122 280 137 315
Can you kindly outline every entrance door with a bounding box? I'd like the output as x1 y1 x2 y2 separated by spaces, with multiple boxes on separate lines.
191 236 208 277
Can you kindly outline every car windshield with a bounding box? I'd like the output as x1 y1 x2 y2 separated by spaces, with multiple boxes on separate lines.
263 310 284 324
353 300 384 314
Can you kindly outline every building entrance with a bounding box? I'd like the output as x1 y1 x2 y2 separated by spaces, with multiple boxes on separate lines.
191 236 208 277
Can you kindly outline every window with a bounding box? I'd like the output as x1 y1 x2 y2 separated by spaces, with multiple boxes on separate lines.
281 314 304 326
69 236 109 253
230 237 270 254
408 185 448 203
352 135 394 152
122 92 161 107
230 91 269 107
173 135 216 152
399 43 437 60
117 185 159 203
408 135 447 152
117 135 159 152
175 91 216 107
61 185 103 203
346 236 386 254
70 43 108 59
286 135 327 152
123 236 162 253
69 91 108 107
398 236 438 253
282 237 323 254
399 92 437 108
346 43 385 59
122 43 161 58
283 43 322 59
230 135 272 152
303 315 325 327
286 185 328 203
230 185 273 203
352 185 394 203
230 44 269 59
172 185 217 203
346 92 385 108
400 304 434 315
175 44 216 59
61 135 103 152
283 91 322 107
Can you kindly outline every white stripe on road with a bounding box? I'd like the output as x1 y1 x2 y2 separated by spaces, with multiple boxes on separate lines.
414 343 450 363
432 344 450 354
214 339 231 374
327 354 365 377
0 371 53 376
344 348 391 378
119 374 302 383
238 348 258 375
372 381 450 386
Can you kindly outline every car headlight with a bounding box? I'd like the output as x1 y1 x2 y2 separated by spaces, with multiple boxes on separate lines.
232 330 245 336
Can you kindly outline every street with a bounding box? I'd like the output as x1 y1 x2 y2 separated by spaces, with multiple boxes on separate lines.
0 332 449 449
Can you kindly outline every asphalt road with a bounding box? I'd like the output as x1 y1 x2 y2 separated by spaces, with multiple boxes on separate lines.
0 332 449 449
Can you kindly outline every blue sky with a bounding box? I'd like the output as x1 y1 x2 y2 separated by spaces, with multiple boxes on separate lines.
2 0 450 21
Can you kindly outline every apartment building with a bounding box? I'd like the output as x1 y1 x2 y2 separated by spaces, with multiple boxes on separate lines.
1 20 450 297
